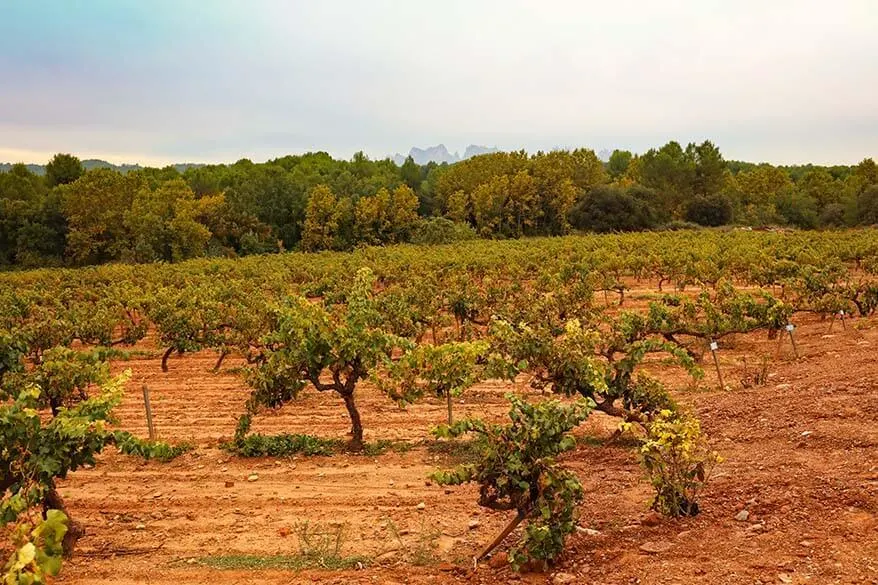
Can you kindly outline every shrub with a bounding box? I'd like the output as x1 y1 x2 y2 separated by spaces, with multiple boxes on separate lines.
431 396 592 570
685 193 734 227
856 184 878 225
569 186 661 233
632 410 720 517
409 217 477 245
818 203 847 227
775 189 818 229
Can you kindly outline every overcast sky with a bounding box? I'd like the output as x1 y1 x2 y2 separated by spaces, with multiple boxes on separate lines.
1 0 875 166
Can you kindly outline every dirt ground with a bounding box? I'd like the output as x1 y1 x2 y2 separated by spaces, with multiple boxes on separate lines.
55 302 877 585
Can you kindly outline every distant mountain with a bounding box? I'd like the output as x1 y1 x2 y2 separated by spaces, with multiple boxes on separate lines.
463 145 499 160
392 144 499 166
0 160 204 175
0 163 44 174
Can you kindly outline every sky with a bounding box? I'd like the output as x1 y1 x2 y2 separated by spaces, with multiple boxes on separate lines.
0 0 876 166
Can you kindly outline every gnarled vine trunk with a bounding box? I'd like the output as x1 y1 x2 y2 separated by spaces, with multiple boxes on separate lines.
161 347 174 372
341 391 364 450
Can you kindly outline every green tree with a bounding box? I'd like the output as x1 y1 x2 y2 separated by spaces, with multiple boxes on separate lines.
353 188 391 245
856 185 878 225
60 169 145 264
0 164 50 265
688 140 727 197
775 187 818 229
124 179 211 262
45 154 83 188
637 141 695 216
607 149 633 180
388 184 419 241
400 155 421 192
800 168 841 208
301 184 341 251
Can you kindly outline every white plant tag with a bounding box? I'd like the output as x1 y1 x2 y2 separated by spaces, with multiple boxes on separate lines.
709 341 718 351
785 323 795 332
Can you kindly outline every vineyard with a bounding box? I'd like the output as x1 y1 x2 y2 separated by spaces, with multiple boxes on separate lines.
2 228 877 584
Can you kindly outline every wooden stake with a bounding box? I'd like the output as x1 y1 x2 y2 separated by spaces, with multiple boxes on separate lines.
477 511 524 561
709 340 725 390
829 310 846 333
786 324 800 359
142 384 156 441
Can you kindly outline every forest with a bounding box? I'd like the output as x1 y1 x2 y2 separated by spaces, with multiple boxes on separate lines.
1 141 877 268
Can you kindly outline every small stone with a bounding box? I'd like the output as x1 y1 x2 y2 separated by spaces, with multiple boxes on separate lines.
487 552 508 568
639 540 673 554
224 481 234 488
437 562 455 572
778 574 793 584
436 535 456 554
468 519 481 530
576 526 601 536
186 558 197 565
552 573 576 585
799 540 813 547
747 523 765 533
801 431 812 437
416 502 426 510
247 474 259 482
135 523 146 530
641 511 663 527
735 510 750 522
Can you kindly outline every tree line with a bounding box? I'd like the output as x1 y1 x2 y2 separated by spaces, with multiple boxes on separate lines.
1 143 876 267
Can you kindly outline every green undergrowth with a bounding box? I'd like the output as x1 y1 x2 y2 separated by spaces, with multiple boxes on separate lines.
114 431 194 462
226 433 340 456
196 554 368 571
224 433 413 457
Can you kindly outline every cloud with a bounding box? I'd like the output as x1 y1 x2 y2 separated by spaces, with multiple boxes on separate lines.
1 0 876 165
